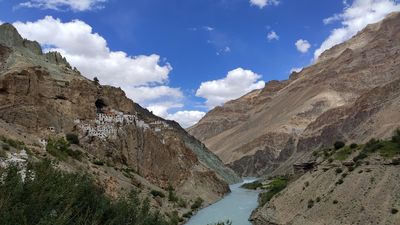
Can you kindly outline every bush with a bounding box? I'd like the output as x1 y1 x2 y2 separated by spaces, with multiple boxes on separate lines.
191 197 204 210
350 143 358 149
2 143 10 151
241 180 262 190
335 179 344 185
177 198 187 208
335 168 343 174
316 197 321 202
46 138 83 161
307 199 314 208
334 141 345 150
167 184 178 202
259 176 290 206
0 161 171 225
182 211 192 218
333 200 338 204
93 160 105 166
150 190 165 198
391 208 399 214
66 133 79 145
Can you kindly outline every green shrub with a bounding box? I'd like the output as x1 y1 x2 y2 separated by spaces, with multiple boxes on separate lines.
191 197 204 210
0 149 6 158
177 198 187 208
46 138 82 161
1 143 10 151
333 200 338 204
304 181 309 187
350 143 358 149
334 141 345 150
391 208 399 214
316 197 321 203
93 160 105 166
241 180 262 190
0 136 25 150
259 176 290 206
335 168 343 174
167 184 178 202
0 161 170 225
66 133 79 145
150 190 165 198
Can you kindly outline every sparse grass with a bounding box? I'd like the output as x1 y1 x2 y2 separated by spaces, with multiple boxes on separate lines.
259 175 290 206
0 135 25 150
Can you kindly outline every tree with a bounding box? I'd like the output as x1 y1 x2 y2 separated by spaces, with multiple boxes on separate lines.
93 77 99 85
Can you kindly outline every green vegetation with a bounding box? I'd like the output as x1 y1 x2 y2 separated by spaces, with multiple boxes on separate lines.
167 184 178 202
191 197 204 210
182 211 193 218
350 143 358 149
334 146 353 161
93 160 105 166
391 208 399 214
334 141 345 150
333 200 338 204
150 190 166 198
66 133 79 145
2 143 10 151
241 180 262 190
316 197 321 203
0 161 172 225
46 138 83 161
259 175 290 206
0 135 25 150
352 132 400 162
307 199 314 209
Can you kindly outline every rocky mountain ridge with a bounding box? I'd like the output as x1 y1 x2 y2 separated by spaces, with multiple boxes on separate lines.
0 22 240 220
189 12 400 177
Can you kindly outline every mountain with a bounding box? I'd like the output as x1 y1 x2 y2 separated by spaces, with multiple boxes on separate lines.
189 12 400 177
0 23 240 219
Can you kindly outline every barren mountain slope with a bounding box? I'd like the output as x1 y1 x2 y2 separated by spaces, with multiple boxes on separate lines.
189 12 400 176
0 23 240 218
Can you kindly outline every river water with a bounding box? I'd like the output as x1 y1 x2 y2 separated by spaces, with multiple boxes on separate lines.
185 178 260 225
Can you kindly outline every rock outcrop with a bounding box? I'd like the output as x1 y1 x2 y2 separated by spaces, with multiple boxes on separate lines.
189 12 400 177
0 23 240 217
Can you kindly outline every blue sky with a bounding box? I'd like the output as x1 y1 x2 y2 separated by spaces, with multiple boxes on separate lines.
1 0 399 127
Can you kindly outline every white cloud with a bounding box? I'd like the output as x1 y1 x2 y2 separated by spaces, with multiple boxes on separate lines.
203 26 215 31
250 0 279 9
196 68 265 109
18 0 106 11
12 16 201 127
290 67 303 73
295 39 311 53
315 0 400 59
267 31 279 41
166 111 206 128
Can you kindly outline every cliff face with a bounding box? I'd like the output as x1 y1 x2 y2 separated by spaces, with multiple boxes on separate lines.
0 23 240 213
189 12 400 177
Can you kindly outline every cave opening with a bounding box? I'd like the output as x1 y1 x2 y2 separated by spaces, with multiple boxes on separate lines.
95 99 107 113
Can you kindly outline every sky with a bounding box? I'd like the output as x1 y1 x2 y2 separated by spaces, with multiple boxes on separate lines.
0 0 399 127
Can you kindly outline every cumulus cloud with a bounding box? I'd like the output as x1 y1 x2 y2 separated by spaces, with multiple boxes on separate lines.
196 68 265 109
250 0 279 9
315 0 400 59
267 31 279 41
290 67 303 73
12 16 203 127
18 0 106 11
166 111 206 128
295 39 311 53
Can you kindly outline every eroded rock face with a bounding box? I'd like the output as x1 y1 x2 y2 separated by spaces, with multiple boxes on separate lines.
0 23 239 207
189 12 400 177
